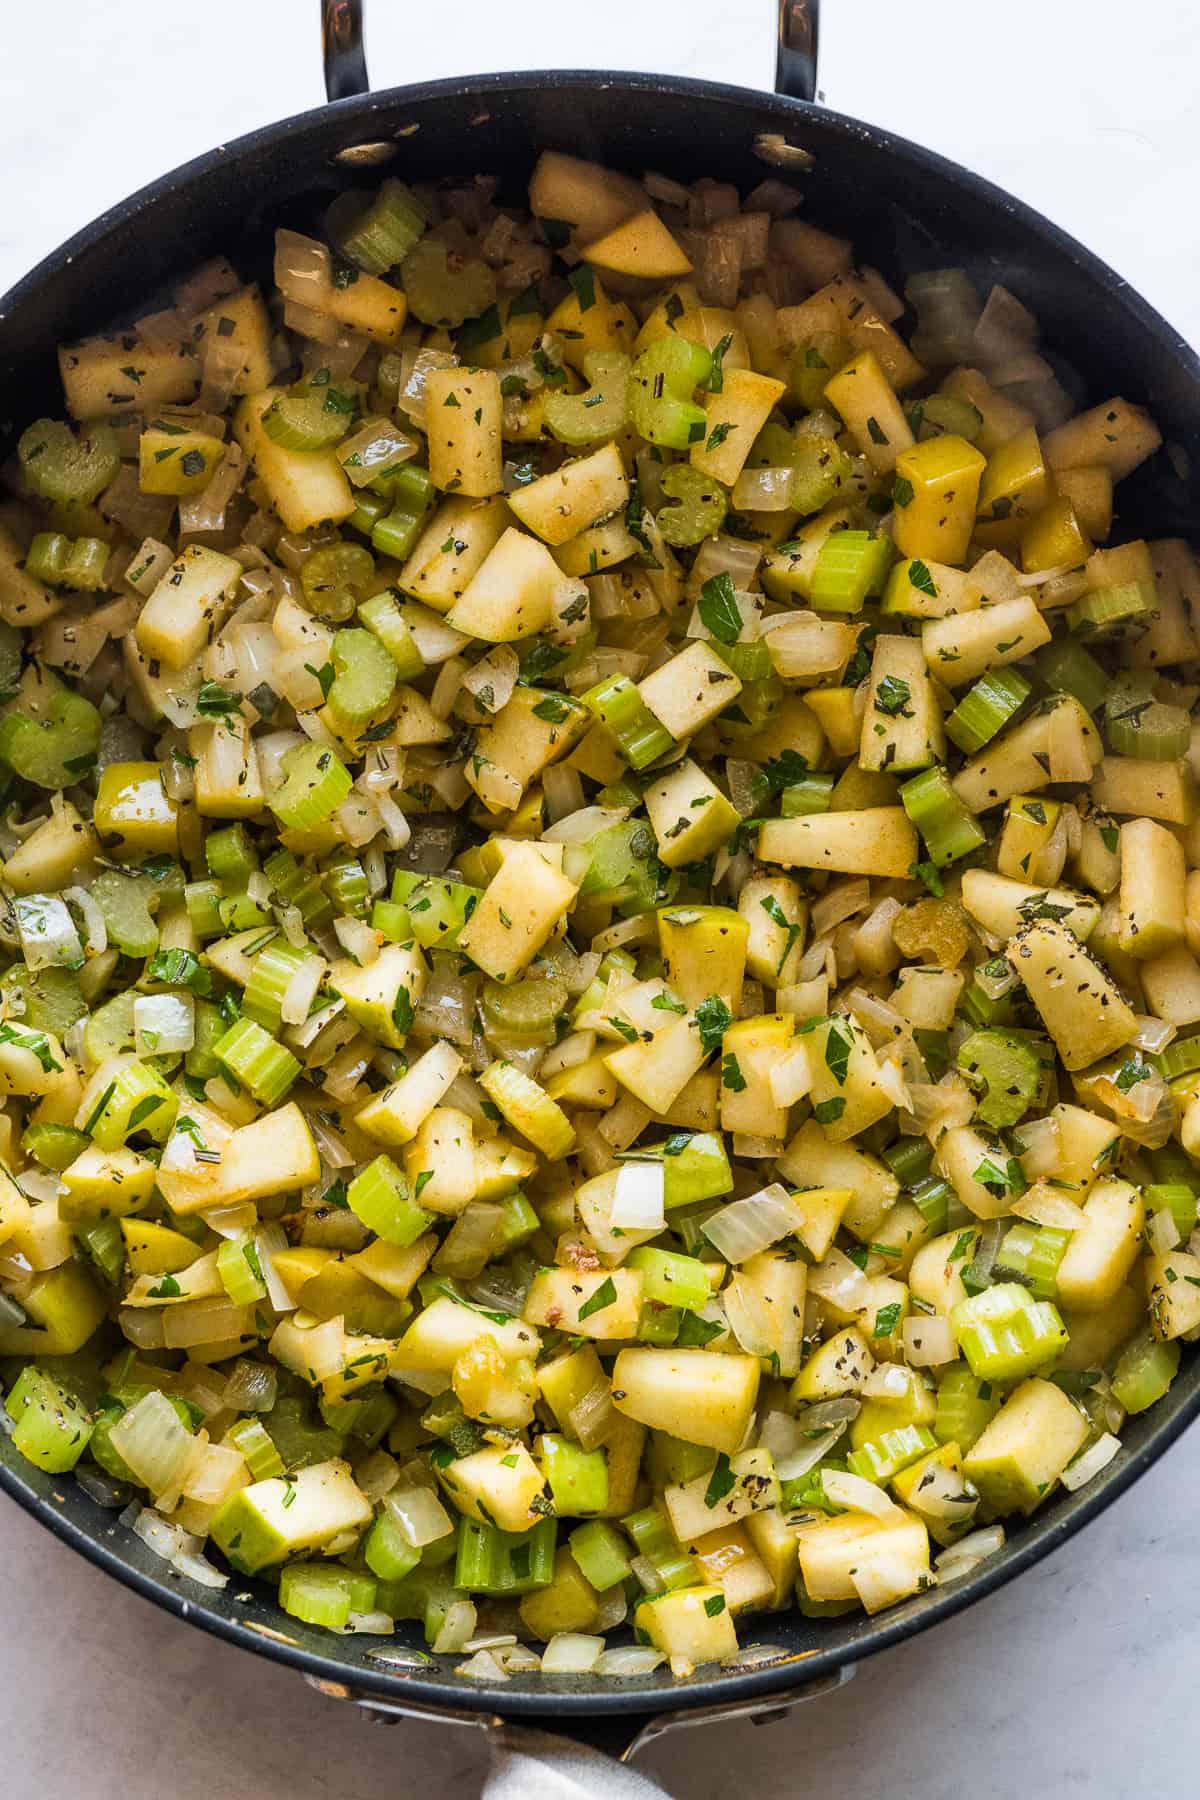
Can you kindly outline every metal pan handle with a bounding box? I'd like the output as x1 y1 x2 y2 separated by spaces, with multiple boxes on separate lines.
776 0 821 101
322 0 821 104
323 0 369 100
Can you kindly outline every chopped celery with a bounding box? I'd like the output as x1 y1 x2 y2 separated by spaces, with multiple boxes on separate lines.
957 1029 1043 1129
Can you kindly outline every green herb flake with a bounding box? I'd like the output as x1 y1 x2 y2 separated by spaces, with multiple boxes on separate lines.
695 994 733 1056
873 1302 902 1338
908 559 937 598
874 674 913 717
577 1276 617 1322
698 572 742 647
824 1024 851 1086
704 1453 736 1508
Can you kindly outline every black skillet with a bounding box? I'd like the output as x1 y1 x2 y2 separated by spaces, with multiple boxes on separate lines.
1 0 1199 1784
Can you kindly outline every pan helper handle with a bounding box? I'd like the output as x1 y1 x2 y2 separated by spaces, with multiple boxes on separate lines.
484 1724 671 1800
776 0 821 101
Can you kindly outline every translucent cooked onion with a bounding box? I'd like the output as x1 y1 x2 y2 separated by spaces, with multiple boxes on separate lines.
110 1392 193 1497
934 1525 1006 1582
62 885 106 957
255 1223 295 1314
396 348 459 429
281 955 326 1027
455 1649 507 1681
342 1610 394 1635
593 1647 668 1678
544 805 631 846
221 1359 277 1412
179 442 247 534
567 1379 615 1452
432 1599 478 1654
762 611 855 680
630 1554 665 1596
822 1469 903 1519
1060 1433 1121 1493
731 466 795 512
1148 1207 1182 1255
775 1424 848 1485
541 1633 604 1675
1011 1184 1087 1230
902 1314 957 1368
1133 1015 1177 1055
723 1274 778 1361
384 1483 455 1548
460 644 519 714
811 879 871 937
702 1184 802 1263
806 1247 873 1315
687 534 762 598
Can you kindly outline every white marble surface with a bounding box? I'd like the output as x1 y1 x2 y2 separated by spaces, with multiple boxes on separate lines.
2 3 1199 1796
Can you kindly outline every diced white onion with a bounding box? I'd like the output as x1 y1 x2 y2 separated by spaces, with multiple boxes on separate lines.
544 805 631 845
432 1599 478 1654
610 1161 665 1232
181 1440 247 1507
455 1649 507 1682
730 465 795 511
762 610 855 679
1061 1432 1121 1492
200 1202 258 1239
179 441 247 534
821 1469 902 1519
15 894 84 971
1148 1207 1182 1255
701 1184 802 1264
1010 1185 1087 1230
132 1507 193 1564
254 1223 295 1314
594 1585 628 1634
541 1633 605 1675
1133 1014 1177 1054
902 1314 958 1368
221 1359 277 1413
65 885 107 957
593 1646 667 1677
333 917 381 966
567 1379 615 1452
111 1392 193 1498
631 1554 666 1597
281 956 326 1027
776 1425 848 1485
133 992 196 1057
722 1273 778 1361
124 537 176 596
460 644 519 714
356 1450 401 1505
384 1484 455 1548
794 1397 862 1434
806 1247 873 1315
342 1611 395 1635
811 880 871 937
934 1524 1006 1581
862 1362 916 1402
